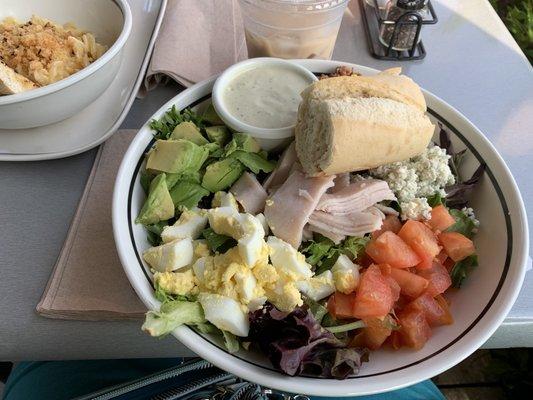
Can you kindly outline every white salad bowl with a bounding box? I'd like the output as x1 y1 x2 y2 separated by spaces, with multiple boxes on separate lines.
112 60 529 397
0 0 132 129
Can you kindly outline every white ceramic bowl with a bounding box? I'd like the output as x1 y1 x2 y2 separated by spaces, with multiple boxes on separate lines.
212 57 318 151
0 0 132 129
113 60 529 397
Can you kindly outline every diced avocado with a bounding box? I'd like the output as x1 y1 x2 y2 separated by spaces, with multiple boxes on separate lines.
205 126 230 145
170 180 210 210
202 103 224 125
166 170 201 190
146 139 209 174
136 173 174 225
201 158 245 192
170 121 208 145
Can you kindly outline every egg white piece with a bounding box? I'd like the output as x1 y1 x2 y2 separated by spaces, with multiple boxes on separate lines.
267 236 313 280
212 191 239 212
198 293 249 337
255 213 269 236
297 270 335 301
237 214 266 267
192 256 210 284
142 238 194 272
161 209 208 243
331 254 360 294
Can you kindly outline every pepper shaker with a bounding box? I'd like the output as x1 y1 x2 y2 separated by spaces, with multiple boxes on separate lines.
379 0 428 51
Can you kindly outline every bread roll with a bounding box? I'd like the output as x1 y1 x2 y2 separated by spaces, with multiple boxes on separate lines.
0 61 37 95
295 68 433 176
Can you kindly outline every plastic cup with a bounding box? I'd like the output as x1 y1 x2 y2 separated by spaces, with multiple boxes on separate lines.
238 0 350 60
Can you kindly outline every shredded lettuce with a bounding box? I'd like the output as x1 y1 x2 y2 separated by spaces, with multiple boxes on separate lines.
326 320 366 334
222 331 240 354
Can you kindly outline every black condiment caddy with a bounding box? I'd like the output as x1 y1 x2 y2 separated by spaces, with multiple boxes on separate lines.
359 0 438 61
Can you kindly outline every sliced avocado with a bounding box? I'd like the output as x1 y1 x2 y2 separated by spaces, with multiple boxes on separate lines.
225 133 261 156
202 103 224 125
230 150 275 174
205 126 230 145
136 173 174 225
170 121 208 145
170 180 210 210
146 139 209 174
202 158 245 192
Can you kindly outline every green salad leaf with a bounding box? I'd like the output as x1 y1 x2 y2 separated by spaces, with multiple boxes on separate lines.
142 300 205 337
302 234 369 275
202 227 237 253
169 181 210 210
446 209 477 238
145 221 169 247
427 192 445 207
326 320 366 334
303 297 329 324
450 254 478 288
150 106 205 140
230 150 275 174
222 331 240 353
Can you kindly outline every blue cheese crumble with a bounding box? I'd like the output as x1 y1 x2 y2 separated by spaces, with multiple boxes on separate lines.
370 145 455 220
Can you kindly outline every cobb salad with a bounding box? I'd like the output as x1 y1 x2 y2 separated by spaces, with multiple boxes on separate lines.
135 69 484 379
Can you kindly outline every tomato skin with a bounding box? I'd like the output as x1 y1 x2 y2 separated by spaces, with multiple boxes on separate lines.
327 292 355 320
365 231 421 269
350 317 393 350
428 205 456 232
408 292 453 326
417 261 452 297
397 308 431 349
436 250 448 265
434 295 454 325
352 265 394 319
372 215 402 238
439 231 476 262
398 220 441 270
389 268 429 298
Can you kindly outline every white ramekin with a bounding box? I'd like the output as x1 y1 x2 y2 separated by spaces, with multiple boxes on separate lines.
212 57 318 151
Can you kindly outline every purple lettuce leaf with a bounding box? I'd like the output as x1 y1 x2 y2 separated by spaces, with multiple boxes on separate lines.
248 304 368 379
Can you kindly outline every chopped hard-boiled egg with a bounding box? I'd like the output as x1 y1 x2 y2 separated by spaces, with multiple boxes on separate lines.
331 254 360 294
212 191 239 212
255 213 269 236
193 239 211 260
208 208 267 267
161 209 207 243
143 237 194 272
198 293 249 336
154 270 197 296
267 236 313 280
296 270 335 301
265 277 303 312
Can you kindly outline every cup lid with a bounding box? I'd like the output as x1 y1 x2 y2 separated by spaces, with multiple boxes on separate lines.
239 0 349 11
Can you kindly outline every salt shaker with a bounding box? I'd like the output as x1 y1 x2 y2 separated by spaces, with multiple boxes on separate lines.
379 0 428 51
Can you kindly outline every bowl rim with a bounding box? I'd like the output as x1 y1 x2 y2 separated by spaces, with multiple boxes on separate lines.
212 57 318 139
112 60 529 396
0 0 132 106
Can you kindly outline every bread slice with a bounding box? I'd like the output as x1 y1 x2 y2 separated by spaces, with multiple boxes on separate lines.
0 61 38 95
296 97 435 176
300 69 427 114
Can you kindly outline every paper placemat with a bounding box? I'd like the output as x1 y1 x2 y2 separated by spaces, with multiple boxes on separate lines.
36 130 146 320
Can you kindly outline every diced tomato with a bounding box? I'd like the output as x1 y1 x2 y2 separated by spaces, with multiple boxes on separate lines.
352 265 394 319
398 220 441 270
350 317 393 350
436 250 448 265
365 231 421 269
444 257 455 273
397 308 432 349
417 261 452 297
357 252 374 268
389 268 429 298
372 215 402 238
428 205 456 232
388 330 402 350
378 263 392 275
439 231 476 262
377 263 400 301
408 293 453 326
327 292 355 320
435 295 454 325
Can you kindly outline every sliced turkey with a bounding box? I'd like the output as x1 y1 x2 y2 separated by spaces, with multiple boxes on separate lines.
308 208 383 239
262 142 297 193
230 172 268 214
316 179 395 215
264 170 335 248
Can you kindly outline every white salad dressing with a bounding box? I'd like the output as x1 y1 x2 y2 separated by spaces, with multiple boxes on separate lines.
223 65 313 129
